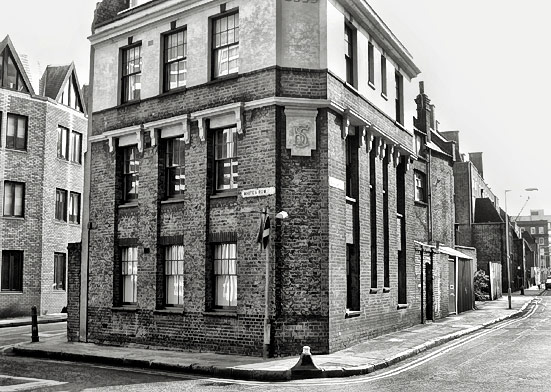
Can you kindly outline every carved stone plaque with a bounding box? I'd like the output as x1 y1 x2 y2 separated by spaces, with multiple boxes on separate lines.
285 107 317 157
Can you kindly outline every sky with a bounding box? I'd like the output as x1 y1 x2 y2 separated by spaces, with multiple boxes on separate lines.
1 0 550 217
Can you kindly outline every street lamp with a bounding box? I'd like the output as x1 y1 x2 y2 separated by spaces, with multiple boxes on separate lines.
504 187 538 309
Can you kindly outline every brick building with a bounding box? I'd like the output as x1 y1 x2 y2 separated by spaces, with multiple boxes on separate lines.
71 0 431 357
411 83 474 318
0 36 87 316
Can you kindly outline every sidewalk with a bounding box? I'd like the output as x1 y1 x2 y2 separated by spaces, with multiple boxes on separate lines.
13 291 543 381
0 313 67 329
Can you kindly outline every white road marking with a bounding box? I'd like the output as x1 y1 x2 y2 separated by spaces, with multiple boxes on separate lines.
0 376 67 391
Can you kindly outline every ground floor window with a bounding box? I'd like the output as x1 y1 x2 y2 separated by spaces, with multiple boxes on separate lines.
1 250 23 292
121 247 138 304
165 245 184 306
53 253 66 291
214 243 237 308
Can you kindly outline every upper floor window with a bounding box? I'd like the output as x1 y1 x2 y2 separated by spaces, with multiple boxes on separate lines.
214 126 238 191
163 29 187 91
69 192 81 224
6 113 27 150
381 55 387 96
415 134 425 157
57 126 69 160
0 47 29 93
344 23 355 86
414 171 427 203
368 42 375 87
165 137 185 198
3 181 24 218
1 250 23 292
539 238 544 245
212 12 239 78
539 227 544 234
60 74 83 112
531 227 536 235
70 131 82 164
55 188 68 222
395 71 404 125
122 145 140 202
121 44 142 104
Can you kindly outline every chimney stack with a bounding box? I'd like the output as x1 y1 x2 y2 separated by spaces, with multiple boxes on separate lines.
469 152 484 178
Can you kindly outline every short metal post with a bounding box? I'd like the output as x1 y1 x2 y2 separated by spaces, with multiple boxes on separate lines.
31 306 39 343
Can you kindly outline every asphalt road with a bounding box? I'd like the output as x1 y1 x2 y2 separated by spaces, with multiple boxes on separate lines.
0 294 550 391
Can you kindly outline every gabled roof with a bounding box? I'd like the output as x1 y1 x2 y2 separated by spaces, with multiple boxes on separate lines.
0 35 35 95
40 62 87 114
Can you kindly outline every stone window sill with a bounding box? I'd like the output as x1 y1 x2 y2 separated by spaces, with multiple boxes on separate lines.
111 306 140 312
119 203 138 209
210 190 238 200
203 310 237 318
383 287 391 293
397 304 409 310
345 310 361 319
154 308 184 315
414 200 428 208
370 288 379 294
161 198 185 205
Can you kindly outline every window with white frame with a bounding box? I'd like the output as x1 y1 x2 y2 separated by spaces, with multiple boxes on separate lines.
165 245 184 306
165 137 185 198
531 227 536 235
214 126 238 191
212 12 239 78
122 145 139 202
121 247 138 304
121 44 142 104
163 28 187 91
414 171 427 203
539 238 544 245
213 243 237 308
539 227 544 234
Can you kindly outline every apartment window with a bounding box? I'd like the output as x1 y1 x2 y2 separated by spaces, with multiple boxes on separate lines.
69 192 81 224
414 171 427 203
415 134 425 157
163 28 187 91
381 55 387 96
6 113 27 150
165 137 185 198
121 44 142 103
368 42 375 87
57 126 69 160
3 181 24 217
344 23 355 86
395 71 404 125
539 227 544 234
531 227 536 235
121 247 138 304
60 74 83 112
0 47 28 92
122 146 140 202
214 243 237 308
165 245 184 306
55 188 68 222
69 131 82 164
539 238 544 245
214 127 238 191
1 250 23 292
212 12 239 78
53 253 66 291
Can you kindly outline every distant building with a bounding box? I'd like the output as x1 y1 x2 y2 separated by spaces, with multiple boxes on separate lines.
0 36 87 316
70 0 433 357
516 210 551 269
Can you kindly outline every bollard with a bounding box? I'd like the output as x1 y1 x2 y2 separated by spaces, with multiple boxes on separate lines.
31 306 39 343
290 346 322 379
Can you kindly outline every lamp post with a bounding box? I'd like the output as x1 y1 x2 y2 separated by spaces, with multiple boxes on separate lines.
504 187 538 309
244 207 288 358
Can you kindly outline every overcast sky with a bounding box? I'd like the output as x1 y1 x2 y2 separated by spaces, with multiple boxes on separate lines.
1 0 549 218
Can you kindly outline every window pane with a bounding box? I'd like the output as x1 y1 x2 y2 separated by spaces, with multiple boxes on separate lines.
214 243 237 307
13 184 23 217
6 54 17 89
3 182 13 216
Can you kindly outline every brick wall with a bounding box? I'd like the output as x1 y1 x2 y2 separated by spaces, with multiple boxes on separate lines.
472 223 504 274
67 242 81 342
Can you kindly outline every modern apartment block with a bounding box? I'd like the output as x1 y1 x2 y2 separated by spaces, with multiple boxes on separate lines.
0 36 87 316
70 0 434 357
517 210 551 269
